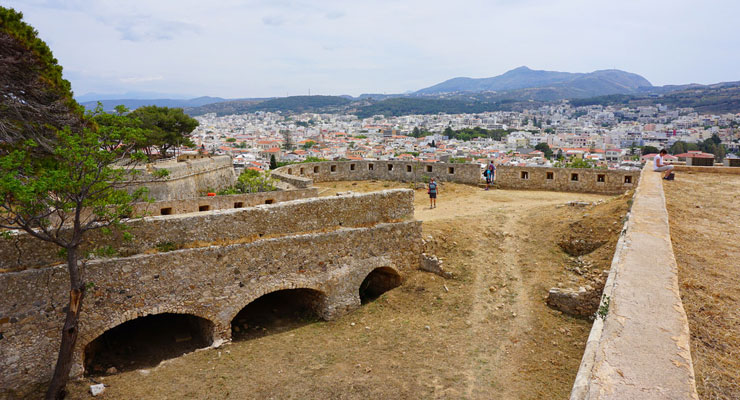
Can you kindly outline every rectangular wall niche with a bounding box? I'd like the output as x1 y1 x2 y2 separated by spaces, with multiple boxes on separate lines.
448 167 455 174
406 165 412 172
350 164 356 171
160 207 173 215
330 165 337 172
571 173 579 182
546 172 554 180
624 175 633 184
521 171 529 180
597 174 605 183
388 164 394 171
313 166 319 173
426 165 433 173
198 205 210 212
368 163 374 171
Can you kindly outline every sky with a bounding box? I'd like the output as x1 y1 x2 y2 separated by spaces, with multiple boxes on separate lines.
5 0 740 99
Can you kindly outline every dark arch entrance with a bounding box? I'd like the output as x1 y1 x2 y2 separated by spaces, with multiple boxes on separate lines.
359 267 402 304
84 313 214 376
231 289 324 341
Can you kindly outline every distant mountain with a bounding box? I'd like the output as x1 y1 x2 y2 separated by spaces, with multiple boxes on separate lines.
416 66 652 98
186 95 351 116
75 91 192 102
80 96 230 112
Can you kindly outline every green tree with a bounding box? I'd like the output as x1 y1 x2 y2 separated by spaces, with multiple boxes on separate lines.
535 142 553 159
91 104 145 153
269 154 278 169
301 140 316 150
669 141 687 155
130 106 198 157
0 7 85 154
0 127 146 399
234 169 277 193
641 145 659 156
281 130 294 151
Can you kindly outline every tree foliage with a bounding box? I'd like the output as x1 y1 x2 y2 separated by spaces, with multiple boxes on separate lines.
129 106 198 157
535 142 553 159
0 7 85 153
641 145 659 156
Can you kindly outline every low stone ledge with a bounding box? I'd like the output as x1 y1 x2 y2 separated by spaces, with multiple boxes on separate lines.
0 189 414 271
570 162 698 399
672 165 740 175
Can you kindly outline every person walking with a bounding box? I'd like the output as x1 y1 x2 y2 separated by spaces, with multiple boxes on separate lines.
485 161 496 190
654 149 674 180
428 177 438 208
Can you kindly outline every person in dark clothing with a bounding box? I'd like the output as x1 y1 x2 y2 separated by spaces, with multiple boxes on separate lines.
428 177 438 208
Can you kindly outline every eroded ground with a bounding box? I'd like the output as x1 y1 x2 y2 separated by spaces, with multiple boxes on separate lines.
68 182 630 399
665 172 740 399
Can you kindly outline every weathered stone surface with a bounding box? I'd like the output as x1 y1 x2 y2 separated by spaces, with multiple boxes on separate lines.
496 166 639 195
546 286 601 318
125 155 237 201
0 192 421 396
0 189 412 271
419 253 453 278
570 163 698 399
273 160 481 185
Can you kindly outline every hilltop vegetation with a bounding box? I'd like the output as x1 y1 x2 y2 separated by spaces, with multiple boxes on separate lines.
353 98 505 118
187 95 351 116
570 82 740 113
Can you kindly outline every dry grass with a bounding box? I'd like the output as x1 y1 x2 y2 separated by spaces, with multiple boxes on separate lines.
664 172 740 399
65 182 629 400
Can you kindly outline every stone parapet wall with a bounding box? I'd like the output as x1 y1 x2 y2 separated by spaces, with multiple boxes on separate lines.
570 163 697 399
126 155 237 201
673 165 740 174
0 221 422 396
131 188 318 216
273 160 481 185
0 189 413 271
496 166 639 195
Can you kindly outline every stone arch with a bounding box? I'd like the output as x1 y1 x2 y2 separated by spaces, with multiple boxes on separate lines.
229 286 327 341
82 312 215 375
358 266 402 304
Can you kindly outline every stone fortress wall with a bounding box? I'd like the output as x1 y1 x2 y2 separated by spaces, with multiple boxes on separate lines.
495 166 640 195
272 160 641 196
0 190 421 395
0 188 319 272
126 155 237 201
272 160 481 186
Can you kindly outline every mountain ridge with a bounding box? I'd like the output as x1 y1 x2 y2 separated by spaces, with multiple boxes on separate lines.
415 66 652 97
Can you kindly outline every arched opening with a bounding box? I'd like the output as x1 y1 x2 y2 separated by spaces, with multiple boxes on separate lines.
231 289 324 341
84 313 214 376
359 267 402 304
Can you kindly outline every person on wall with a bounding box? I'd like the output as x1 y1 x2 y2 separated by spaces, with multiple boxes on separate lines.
485 161 496 190
428 177 438 209
654 149 675 180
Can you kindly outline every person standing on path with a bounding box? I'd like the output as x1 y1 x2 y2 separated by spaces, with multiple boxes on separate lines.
428 177 438 208
485 161 496 190
654 149 674 179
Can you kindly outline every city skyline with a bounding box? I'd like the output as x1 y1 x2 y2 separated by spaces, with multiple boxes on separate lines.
6 0 740 99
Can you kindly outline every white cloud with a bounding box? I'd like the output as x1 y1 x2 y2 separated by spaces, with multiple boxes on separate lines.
5 0 740 98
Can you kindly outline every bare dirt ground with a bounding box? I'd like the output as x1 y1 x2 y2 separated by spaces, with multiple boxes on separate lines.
68 182 629 399
664 172 740 399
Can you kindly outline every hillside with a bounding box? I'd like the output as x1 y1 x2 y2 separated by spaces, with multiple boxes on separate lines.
416 66 652 98
80 96 230 111
352 98 508 118
570 81 740 113
186 95 351 116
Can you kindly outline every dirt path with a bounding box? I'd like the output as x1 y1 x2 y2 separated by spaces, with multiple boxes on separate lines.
67 182 625 400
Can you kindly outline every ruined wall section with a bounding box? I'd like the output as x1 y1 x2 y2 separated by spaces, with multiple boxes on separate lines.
0 221 422 395
273 160 481 185
126 155 237 201
0 189 413 271
495 166 639 195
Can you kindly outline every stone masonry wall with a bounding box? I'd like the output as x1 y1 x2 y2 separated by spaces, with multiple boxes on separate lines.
495 166 640 195
0 189 413 271
273 160 481 185
125 155 237 201
0 221 422 396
